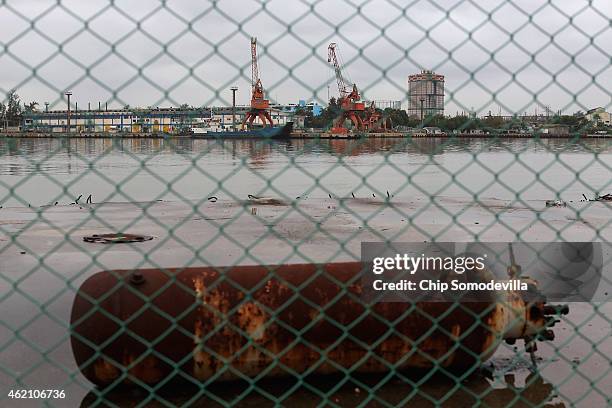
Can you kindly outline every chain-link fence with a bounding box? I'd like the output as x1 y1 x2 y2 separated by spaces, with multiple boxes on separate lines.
1 0 611 407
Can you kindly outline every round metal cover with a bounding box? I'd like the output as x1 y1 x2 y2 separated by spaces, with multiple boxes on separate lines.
83 233 154 244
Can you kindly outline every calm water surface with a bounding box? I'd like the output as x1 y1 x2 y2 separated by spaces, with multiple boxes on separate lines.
1 137 611 207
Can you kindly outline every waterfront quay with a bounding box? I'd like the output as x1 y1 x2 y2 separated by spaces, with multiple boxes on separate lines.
2 131 610 139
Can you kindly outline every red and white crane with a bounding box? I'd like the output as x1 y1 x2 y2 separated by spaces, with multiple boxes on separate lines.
242 37 274 129
327 43 365 134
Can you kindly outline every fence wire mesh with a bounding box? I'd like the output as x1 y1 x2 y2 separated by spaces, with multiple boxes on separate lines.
1 0 611 407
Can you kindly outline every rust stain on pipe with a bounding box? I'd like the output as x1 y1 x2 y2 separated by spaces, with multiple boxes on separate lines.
70 262 559 386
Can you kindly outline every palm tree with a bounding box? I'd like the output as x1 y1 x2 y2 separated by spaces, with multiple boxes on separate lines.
24 101 39 113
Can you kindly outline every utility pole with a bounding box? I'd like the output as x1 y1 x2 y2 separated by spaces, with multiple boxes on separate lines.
231 86 238 131
65 91 72 133
420 97 425 126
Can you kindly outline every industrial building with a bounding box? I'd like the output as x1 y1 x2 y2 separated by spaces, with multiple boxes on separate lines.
408 70 445 119
273 100 323 117
22 106 296 133
22 108 212 133
372 100 402 110
585 107 611 126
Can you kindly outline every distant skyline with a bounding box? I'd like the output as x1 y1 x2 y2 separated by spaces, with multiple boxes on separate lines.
0 0 610 115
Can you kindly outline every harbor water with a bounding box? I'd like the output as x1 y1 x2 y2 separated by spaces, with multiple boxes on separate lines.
1 137 611 208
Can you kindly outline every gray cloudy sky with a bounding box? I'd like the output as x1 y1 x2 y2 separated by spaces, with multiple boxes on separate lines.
0 0 610 115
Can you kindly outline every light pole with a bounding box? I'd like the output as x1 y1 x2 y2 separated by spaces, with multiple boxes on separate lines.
420 97 425 127
43 102 49 132
230 86 238 131
65 91 72 133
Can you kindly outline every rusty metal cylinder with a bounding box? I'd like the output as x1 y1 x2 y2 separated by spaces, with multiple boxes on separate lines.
70 262 545 386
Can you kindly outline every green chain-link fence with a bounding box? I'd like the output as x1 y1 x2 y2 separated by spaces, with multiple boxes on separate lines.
1 0 611 407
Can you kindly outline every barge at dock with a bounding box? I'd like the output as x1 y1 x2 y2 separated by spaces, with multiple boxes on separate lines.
190 122 293 139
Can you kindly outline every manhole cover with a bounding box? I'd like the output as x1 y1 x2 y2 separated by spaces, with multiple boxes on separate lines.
83 233 154 244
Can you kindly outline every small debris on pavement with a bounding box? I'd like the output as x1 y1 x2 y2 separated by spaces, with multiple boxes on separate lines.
596 193 612 202
83 233 154 244
546 200 567 207
581 193 612 202
247 196 285 206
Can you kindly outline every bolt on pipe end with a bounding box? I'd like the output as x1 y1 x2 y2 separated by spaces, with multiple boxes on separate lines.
542 304 569 315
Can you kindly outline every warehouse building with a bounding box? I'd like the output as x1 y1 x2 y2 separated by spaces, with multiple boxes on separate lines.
272 100 323 117
23 106 295 133
23 107 212 133
585 107 611 126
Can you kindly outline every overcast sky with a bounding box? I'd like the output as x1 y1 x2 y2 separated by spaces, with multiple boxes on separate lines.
0 0 610 115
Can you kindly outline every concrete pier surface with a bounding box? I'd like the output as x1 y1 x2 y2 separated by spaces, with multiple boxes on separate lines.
1 197 611 406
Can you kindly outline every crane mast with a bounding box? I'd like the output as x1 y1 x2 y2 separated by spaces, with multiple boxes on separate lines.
242 37 274 129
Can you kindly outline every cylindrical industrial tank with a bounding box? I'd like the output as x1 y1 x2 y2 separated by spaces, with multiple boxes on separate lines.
70 262 554 386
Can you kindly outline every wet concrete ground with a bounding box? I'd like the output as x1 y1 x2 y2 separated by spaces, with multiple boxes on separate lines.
1 197 611 407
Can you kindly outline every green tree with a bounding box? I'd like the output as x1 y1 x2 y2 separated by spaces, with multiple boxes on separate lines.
422 114 448 129
5 90 22 126
0 101 6 130
306 98 341 128
24 101 39 113
481 116 506 130
294 106 310 117
383 108 418 127
443 115 479 132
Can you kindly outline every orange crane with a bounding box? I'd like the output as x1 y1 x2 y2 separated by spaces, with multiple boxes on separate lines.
242 37 274 129
364 101 381 131
364 101 392 132
327 43 365 134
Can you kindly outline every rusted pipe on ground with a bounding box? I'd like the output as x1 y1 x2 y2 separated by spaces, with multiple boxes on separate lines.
70 262 565 386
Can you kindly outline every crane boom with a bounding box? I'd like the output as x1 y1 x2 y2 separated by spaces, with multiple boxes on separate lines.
249 36 266 105
327 43 350 98
242 37 273 129
251 37 259 90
